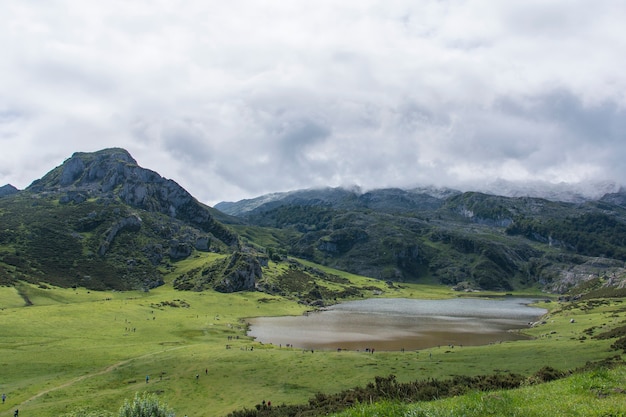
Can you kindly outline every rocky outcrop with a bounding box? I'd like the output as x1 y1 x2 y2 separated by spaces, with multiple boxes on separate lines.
547 257 625 293
601 187 626 208
168 241 193 260
214 252 262 293
172 252 263 292
28 148 238 248
317 228 369 254
98 215 143 256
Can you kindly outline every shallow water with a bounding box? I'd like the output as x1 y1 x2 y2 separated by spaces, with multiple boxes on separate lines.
247 297 547 351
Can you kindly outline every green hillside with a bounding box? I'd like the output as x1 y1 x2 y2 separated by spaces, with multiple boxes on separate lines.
1 148 626 416
231 190 626 293
0 257 625 416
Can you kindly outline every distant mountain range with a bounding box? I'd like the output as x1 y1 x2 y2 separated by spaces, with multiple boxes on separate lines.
216 180 626 294
2 148 626 296
215 181 624 217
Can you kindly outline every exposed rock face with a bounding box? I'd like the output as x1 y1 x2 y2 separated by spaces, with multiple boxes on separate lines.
194 237 210 251
172 252 263 293
0 148 243 291
214 252 262 293
98 215 143 256
28 148 238 247
547 257 625 293
168 241 193 260
601 187 626 208
317 228 368 254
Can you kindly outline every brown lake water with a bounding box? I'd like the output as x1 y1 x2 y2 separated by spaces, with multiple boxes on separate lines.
247 298 547 351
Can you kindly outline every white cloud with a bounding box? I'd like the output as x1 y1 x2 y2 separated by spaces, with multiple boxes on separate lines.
1 0 625 205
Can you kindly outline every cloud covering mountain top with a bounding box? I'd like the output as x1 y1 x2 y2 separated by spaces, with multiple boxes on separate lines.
1 1 625 205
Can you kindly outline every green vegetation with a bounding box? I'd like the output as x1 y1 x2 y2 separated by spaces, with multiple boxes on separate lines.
1 255 625 416
62 393 175 417
0 192 229 290
226 368 569 417
118 393 175 417
5 148 626 295
506 211 626 260
2 149 626 416
234 190 626 292
335 366 626 417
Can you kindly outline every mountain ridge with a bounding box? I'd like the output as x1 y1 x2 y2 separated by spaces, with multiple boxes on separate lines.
2 148 626 295
0 148 246 291
215 182 626 218
219 185 626 293
26 147 239 246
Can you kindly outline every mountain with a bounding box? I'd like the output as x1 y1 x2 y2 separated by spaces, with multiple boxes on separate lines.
27 148 238 246
215 186 462 216
3 148 626 295
600 187 626 207
218 186 626 293
0 184 19 197
0 148 242 291
215 181 622 217
472 179 622 203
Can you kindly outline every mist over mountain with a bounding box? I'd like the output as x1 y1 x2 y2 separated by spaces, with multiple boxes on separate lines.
473 179 623 203
215 180 624 217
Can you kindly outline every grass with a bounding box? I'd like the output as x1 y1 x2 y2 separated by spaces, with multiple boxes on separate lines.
0 256 624 417
335 366 626 417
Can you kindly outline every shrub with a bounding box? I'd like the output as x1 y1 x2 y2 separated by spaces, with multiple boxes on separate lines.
118 392 175 417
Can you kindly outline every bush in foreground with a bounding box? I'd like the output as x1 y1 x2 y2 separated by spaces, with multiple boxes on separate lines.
64 392 174 417
118 393 175 417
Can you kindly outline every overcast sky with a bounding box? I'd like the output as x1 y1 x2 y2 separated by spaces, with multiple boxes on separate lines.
1 1 625 205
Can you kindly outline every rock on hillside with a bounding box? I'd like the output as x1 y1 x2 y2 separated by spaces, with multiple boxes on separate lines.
172 251 263 292
28 148 238 247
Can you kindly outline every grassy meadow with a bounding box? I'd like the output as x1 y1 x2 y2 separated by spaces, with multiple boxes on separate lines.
0 255 624 416
336 366 626 417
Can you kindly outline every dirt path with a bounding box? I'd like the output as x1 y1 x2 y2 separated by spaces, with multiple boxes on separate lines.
1 345 191 416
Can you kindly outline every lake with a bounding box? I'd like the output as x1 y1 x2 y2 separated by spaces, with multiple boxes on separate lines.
247 297 547 351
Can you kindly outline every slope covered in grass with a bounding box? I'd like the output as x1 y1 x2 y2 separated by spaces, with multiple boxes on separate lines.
0 255 624 417
334 366 626 417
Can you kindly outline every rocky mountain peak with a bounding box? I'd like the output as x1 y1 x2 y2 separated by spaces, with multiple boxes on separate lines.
27 147 238 247
29 147 141 193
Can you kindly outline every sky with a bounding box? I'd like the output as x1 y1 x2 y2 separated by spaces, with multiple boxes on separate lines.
1 1 625 205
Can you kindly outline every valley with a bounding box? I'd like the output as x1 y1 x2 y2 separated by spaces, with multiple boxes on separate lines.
1 148 625 416
0 254 625 416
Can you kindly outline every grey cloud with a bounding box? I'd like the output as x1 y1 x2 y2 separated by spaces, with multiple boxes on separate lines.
275 118 332 161
510 90 626 145
31 59 116 96
161 120 214 164
1 1 626 204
